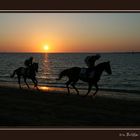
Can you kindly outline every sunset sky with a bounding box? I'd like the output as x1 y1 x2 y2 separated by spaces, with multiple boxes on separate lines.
0 13 140 53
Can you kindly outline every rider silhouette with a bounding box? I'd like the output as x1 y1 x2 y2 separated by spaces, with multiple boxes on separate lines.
24 57 34 75
24 57 33 67
85 54 101 78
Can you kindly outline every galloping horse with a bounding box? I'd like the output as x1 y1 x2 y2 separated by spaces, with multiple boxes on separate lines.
57 61 112 96
10 63 39 89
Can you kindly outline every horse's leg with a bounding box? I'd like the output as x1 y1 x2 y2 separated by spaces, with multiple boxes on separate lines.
93 83 99 96
24 77 30 89
85 83 93 97
34 77 38 87
17 75 21 89
71 82 79 95
32 77 39 90
31 78 36 87
66 80 71 94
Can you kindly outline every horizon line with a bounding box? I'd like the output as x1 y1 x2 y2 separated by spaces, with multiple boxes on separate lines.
0 51 139 54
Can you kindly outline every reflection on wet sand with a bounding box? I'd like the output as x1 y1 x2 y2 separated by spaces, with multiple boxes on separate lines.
38 85 67 93
38 86 50 91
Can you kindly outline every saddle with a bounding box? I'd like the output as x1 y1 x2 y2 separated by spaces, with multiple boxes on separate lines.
79 68 95 79
20 67 30 76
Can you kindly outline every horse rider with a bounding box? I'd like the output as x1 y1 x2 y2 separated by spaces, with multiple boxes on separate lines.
84 54 101 78
24 57 34 75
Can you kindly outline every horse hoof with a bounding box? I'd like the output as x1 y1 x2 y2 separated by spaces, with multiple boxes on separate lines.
93 94 96 96
36 87 39 90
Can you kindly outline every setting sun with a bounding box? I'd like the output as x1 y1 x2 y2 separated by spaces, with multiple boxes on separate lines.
43 45 49 51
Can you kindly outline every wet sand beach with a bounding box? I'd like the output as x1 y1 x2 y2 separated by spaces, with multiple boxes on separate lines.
0 83 140 127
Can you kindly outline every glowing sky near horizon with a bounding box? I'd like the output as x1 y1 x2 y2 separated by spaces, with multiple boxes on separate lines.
0 13 140 52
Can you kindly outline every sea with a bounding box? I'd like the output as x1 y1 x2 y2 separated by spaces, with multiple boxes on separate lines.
0 52 140 95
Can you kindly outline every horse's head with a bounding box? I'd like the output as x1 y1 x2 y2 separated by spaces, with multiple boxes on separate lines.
104 61 112 75
32 62 39 73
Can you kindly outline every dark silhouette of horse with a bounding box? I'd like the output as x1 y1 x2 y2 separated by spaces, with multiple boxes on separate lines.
10 62 39 89
57 61 112 96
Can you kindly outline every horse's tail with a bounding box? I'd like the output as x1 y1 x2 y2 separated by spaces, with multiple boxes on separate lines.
10 69 17 78
56 69 69 80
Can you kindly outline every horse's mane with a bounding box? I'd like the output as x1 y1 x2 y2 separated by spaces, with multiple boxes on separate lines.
95 62 107 68
32 62 38 67
32 62 38 65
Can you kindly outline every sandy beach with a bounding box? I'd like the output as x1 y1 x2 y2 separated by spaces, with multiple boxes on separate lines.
0 83 140 127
